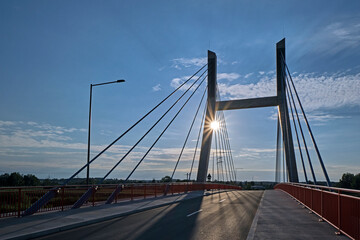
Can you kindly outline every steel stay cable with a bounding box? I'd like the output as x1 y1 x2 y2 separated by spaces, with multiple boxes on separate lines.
124 76 207 182
215 112 228 182
281 57 316 184
212 152 215 182
280 60 294 180
219 111 236 181
281 55 316 184
63 64 207 186
286 75 316 184
219 110 237 182
170 87 207 180
286 86 309 183
216 89 236 181
101 70 207 182
23 65 208 215
281 54 330 186
217 112 230 182
189 99 207 180
214 125 220 181
217 129 225 182
71 71 207 208
282 142 285 182
215 128 225 182
275 114 281 183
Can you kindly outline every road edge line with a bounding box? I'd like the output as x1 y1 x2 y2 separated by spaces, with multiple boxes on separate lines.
246 190 265 240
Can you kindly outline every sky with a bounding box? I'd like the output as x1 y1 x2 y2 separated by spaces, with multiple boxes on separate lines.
0 0 359 182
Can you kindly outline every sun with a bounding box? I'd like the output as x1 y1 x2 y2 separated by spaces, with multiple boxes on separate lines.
210 121 220 130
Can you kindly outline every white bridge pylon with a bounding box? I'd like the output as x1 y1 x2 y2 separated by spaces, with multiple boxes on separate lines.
196 38 299 183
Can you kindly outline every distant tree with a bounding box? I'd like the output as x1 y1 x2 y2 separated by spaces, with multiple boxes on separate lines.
0 173 10 186
352 173 360 190
42 177 59 186
8 172 24 186
161 176 171 182
338 173 354 189
23 174 40 186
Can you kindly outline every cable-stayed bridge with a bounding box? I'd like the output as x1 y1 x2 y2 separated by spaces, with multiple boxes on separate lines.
0 39 359 240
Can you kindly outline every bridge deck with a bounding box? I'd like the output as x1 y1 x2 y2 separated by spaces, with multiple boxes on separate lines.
0 189 349 240
247 190 348 240
0 190 209 240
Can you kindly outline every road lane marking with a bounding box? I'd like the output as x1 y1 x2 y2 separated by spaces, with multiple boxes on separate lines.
219 199 226 203
187 209 203 217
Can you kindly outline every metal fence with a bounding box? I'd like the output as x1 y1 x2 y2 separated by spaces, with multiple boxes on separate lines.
275 182 360 240
0 183 241 219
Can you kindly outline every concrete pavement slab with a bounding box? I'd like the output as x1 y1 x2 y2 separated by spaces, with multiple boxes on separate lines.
247 190 349 240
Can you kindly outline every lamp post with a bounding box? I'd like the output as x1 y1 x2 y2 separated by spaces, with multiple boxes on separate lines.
87 79 125 185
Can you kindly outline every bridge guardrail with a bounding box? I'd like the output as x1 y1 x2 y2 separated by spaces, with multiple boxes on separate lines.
275 182 359 240
0 182 241 219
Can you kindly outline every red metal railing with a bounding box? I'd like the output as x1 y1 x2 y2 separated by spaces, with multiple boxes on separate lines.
0 183 241 219
275 183 360 240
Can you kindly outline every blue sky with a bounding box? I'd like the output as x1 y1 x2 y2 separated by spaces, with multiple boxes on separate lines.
0 0 359 182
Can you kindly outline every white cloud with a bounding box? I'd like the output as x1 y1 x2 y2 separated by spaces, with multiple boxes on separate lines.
244 73 254 79
0 120 202 178
217 73 240 82
152 84 161 92
219 71 360 112
170 77 191 89
268 111 349 123
171 57 207 69
170 75 203 91
0 120 17 126
218 75 275 99
305 20 360 55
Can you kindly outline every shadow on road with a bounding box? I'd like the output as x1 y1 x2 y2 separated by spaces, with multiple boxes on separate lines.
131 192 204 240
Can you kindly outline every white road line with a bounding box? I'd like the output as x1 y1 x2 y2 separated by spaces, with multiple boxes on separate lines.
186 209 203 217
219 199 226 203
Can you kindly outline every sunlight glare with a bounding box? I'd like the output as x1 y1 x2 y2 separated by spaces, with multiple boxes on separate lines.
210 121 220 130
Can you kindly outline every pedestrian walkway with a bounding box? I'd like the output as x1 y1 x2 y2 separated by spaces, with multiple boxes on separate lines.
247 190 348 240
0 190 212 240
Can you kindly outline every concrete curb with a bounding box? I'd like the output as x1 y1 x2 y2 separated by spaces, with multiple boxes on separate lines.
245 190 265 240
4 190 228 240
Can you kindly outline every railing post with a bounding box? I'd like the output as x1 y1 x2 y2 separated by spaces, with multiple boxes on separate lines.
319 188 323 222
115 186 118 203
144 185 146 199
92 186 95 207
336 189 341 235
154 184 157 198
311 187 313 210
131 184 133 201
18 188 21 218
61 187 64 211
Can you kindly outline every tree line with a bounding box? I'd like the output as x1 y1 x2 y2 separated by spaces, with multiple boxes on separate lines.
0 172 359 189
0 172 40 186
337 172 360 189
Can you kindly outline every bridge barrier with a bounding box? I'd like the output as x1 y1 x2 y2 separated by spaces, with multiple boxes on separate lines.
275 183 360 240
0 182 241 219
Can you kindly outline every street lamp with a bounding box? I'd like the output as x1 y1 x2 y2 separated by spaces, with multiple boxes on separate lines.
86 79 125 185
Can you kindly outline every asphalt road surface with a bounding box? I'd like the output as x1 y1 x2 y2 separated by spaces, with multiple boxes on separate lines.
35 190 264 240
